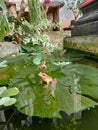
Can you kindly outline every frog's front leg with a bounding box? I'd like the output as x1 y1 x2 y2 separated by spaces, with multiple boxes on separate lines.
44 82 50 88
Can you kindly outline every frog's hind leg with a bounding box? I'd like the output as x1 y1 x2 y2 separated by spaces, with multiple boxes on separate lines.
44 84 49 88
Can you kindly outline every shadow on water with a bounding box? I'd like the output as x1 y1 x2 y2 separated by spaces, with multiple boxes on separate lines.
0 107 98 130
0 108 80 130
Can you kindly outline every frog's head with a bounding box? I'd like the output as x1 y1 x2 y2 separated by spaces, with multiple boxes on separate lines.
38 72 46 78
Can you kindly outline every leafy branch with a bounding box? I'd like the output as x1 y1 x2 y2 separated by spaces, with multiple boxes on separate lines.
0 0 10 41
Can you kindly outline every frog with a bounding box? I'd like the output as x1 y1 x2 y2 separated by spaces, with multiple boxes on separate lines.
38 72 57 97
38 72 56 86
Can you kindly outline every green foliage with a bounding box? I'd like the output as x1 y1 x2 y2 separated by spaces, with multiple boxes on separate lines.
0 53 98 118
28 0 46 26
33 54 43 65
0 86 19 108
9 18 51 47
62 63 98 100
52 61 72 66
0 0 7 11
0 14 10 41
20 44 43 53
7 0 51 46
65 0 83 6
0 60 7 68
0 0 10 41
52 22 60 30
0 87 19 97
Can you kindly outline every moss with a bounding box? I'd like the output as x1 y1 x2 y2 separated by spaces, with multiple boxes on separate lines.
0 64 26 85
63 35 98 57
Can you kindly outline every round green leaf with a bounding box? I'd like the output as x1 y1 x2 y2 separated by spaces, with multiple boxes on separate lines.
0 86 7 96
1 87 19 97
1 97 16 106
33 54 42 65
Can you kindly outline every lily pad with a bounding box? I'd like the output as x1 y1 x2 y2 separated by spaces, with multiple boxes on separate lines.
0 86 7 95
62 64 98 100
52 61 72 66
1 54 98 118
0 60 7 68
0 97 16 106
9 62 98 118
0 87 19 97
33 54 42 65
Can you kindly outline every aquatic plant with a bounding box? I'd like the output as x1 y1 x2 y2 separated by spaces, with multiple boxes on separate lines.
0 53 98 118
0 60 7 68
0 0 98 118
0 86 19 108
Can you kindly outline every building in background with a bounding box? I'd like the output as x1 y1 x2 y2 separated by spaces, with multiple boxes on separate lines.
5 0 78 30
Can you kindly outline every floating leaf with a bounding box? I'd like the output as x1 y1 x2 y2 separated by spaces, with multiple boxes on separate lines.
9 62 98 118
33 54 42 65
1 54 98 118
52 61 72 66
62 64 98 100
1 87 19 97
1 97 16 106
0 86 7 96
0 60 7 68
0 87 19 107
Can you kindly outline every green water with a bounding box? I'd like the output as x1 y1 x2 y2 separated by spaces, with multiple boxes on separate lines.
0 51 98 130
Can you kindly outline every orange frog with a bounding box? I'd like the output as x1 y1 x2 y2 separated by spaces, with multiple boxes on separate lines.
38 72 57 86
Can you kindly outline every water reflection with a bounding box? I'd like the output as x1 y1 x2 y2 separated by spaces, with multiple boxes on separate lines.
0 108 79 130
0 106 98 130
1 51 98 130
79 106 98 130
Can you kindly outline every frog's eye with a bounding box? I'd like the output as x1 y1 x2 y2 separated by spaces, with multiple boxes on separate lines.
42 73 46 76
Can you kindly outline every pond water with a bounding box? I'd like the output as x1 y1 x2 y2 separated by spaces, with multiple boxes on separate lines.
0 50 98 130
0 105 98 130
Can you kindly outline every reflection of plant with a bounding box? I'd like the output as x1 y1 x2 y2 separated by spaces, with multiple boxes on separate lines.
0 0 10 41
0 86 19 109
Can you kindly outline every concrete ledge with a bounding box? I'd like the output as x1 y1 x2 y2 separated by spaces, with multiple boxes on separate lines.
63 35 98 56
0 42 20 58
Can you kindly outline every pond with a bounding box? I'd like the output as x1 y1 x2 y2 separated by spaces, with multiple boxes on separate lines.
0 50 98 130
1 105 98 130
